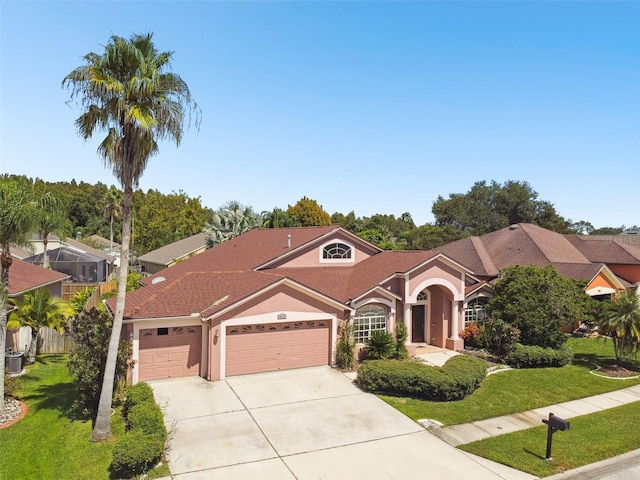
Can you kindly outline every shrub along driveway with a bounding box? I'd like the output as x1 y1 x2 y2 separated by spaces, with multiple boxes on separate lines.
150 366 535 480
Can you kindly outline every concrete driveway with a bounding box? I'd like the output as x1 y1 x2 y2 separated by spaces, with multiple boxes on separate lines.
151 366 535 480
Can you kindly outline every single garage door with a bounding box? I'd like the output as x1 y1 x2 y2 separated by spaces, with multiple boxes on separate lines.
226 320 330 377
139 326 201 381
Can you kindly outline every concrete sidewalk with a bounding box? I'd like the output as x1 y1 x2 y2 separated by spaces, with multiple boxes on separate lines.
429 383 640 447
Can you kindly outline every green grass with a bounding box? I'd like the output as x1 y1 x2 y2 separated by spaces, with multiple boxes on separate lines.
460 401 640 477
0 355 124 480
380 337 640 426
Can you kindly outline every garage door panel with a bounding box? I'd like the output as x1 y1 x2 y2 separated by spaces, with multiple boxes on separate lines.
138 326 201 381
226 321 330 377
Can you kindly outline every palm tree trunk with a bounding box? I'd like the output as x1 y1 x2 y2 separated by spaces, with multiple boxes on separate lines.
91 188 132 441
0 252 11 410
25 329 38 365
43 235 49 269
0 304 6 410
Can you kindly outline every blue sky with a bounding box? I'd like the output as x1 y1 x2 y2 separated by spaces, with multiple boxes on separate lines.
1 1 638 229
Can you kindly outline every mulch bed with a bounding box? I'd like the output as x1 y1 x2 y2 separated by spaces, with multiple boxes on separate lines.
597 365 640 378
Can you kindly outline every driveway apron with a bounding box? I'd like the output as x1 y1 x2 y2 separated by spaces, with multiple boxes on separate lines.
150 366 535 480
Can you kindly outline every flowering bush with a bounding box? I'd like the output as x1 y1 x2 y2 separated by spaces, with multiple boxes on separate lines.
460 321 484 348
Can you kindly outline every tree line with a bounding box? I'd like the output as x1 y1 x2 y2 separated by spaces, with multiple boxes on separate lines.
3 175 633 256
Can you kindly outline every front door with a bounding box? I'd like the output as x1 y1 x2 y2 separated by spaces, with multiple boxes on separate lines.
412 305 425 343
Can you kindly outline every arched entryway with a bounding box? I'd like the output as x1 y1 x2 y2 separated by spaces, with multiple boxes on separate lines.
409 284 457 348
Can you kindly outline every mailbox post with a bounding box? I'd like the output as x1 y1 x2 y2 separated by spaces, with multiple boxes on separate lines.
542 413 570 460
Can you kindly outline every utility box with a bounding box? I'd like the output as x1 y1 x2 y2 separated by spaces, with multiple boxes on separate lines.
5 351 23 375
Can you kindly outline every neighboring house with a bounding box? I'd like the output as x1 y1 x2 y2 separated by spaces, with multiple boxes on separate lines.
23 246 108 283
87 234 122 268
436 223 640 300
109 223 640 385
28 233 117 277
136 232 208 275
5 257 71 352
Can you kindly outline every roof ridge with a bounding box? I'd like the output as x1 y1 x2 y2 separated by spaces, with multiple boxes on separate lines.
469 236 500 276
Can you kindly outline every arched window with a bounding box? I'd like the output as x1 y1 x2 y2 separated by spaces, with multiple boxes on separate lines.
465 298 489 324
322 242 352 260
353 305 387 344
417 290 428 302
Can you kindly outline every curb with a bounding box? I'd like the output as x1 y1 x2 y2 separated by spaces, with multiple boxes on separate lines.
543 448 640 480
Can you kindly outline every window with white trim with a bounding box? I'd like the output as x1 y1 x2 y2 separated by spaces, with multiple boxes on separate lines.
464 298 489 324
322 242 352 260
354 305 387 343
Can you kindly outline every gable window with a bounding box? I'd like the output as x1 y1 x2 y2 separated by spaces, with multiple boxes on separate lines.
464 298 488 325
322 242 352 260
354 305 387 344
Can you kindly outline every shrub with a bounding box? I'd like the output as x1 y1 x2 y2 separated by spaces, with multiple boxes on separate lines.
66 309 132 419
356 355 487 401
489 265 584 348
111 429 165 478
123 382 155 417
394 320 409 360
335 320 356 369
127 402 167 439
506 343 574 368
482 318 520 358
364 330 396 360
460 321 484 348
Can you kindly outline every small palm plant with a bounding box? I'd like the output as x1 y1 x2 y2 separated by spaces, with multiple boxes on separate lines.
7 289 73 364
364 330 396 360
597 290 640 365
394 320 409 360
335 320 356 370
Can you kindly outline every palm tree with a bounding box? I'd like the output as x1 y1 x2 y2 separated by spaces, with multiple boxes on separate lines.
63 32 199 441
204 201 262 247
0 177 39 409
99 186 123 259
34 191 72 268
7 289 73 364
598 290 640 365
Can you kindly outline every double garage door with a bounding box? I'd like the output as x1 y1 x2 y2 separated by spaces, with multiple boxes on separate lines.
139 326 201 381
226 319 331 377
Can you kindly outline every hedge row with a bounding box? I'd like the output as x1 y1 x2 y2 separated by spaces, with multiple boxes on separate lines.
506 343 573 368
111 382 167 478
356 355 487 401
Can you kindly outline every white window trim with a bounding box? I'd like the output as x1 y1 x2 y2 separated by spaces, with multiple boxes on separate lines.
319 239 355 264
353 305 387 344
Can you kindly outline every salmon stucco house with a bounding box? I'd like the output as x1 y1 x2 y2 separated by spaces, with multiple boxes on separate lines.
115 226 481 383
111 224 640 384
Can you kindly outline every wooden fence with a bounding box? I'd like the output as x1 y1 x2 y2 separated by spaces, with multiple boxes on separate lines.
6 326 75 354
6 280 118 355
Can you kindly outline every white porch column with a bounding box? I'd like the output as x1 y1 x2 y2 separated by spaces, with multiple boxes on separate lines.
450 301 460 340
403 304 412 344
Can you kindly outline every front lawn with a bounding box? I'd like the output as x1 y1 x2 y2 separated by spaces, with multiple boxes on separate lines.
0 355 123 479
460 401 640 477
380 336 640 426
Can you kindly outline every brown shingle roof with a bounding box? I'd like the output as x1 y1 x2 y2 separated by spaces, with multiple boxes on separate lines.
142 226 339 285
137 233 208 267
7 257 70 296
120 230 444 319
566 235 640 264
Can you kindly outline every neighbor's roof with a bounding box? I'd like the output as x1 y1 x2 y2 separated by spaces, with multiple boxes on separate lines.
137 232 208 267
436 223 639 282
7 257 71 296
